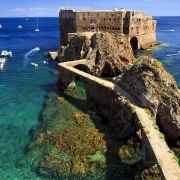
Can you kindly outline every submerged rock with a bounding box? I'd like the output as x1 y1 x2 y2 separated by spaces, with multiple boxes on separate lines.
118 56 180 142
141 164 161 180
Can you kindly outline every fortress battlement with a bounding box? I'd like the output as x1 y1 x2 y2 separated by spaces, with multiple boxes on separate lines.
59 8 157 50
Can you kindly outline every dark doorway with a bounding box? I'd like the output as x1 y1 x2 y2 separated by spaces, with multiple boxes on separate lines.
130 37 138 51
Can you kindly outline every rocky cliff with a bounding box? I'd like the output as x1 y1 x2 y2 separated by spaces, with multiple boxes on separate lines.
58 32 136 77
118 56 180 142
58 34 91 62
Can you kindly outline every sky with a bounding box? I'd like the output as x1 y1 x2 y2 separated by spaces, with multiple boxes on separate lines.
0 0 179 17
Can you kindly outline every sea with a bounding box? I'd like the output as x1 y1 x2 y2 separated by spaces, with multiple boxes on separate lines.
0 16 179 179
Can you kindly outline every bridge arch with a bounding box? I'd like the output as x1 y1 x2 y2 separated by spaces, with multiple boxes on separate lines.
74 64 91 74
130 37 138 51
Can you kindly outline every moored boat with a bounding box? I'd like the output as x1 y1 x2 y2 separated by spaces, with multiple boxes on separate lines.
1 50 12 57
17 25 22 29
31 63 38 68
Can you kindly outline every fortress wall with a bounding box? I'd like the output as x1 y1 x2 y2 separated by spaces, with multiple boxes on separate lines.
60 10 77 45
128 11 156 38
76 11 123 34
59 9 157 48
139 32 156 48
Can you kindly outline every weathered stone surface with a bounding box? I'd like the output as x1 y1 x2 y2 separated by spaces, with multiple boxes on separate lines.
58 32 136 77
58 34 91 62
141 164 161 180
118 56 180 142
48 51 58 60
87 33 136 77
60 9 157 49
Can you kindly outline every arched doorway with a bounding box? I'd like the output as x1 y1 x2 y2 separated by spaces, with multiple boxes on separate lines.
130 37 138 52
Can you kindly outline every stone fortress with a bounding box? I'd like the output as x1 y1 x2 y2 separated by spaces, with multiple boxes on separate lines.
59 8 157 50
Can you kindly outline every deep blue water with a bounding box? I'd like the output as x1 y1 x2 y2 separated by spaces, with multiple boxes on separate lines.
0 16 180 179
153 16 180 84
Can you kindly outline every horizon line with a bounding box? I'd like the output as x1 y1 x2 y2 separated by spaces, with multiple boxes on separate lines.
0 15 180 18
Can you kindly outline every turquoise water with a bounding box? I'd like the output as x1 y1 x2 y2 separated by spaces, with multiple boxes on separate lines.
0 18 59 179
0 16 180 179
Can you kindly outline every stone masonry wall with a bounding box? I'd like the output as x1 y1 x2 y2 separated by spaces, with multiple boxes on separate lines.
59 9 157 48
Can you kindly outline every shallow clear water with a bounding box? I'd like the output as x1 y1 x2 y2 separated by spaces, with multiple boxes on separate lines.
0 17 59 179
0 16 180 179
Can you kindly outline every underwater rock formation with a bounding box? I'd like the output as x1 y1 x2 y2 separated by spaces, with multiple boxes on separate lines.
58 32 136 77
25 86 142 179
118 56 180 142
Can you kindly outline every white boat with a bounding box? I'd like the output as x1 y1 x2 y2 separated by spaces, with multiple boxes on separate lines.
0 63 3 70
0 57 6 70
35 18 39 32
43 61 48 65
1 50 12 57
17 25 22 29
31 63 38 68
0 25 2 29
35 47 40 51
0 57 6 63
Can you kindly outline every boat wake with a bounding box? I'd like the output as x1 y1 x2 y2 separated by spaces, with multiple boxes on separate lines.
24 47 40 60
166 51 180 57
157 29 175 32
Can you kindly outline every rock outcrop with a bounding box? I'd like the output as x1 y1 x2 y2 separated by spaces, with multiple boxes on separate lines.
58 34 91 62
118 56 180 142
87 33 136 77
58 32 136 77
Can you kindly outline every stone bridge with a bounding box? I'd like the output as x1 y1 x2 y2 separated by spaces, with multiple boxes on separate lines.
57 59 180 180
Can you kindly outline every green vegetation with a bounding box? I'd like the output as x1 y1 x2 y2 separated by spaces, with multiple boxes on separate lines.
117 92 121 96
25 80 143 179
131 106 136 114
145 108 152 116
144 128 150 134
88 151 106 163
153 124 159 130
159 132 165 139
119 139 141 165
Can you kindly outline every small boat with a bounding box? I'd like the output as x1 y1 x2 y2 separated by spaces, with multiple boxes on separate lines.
35 18 39 32
1 50 12 57
26 19 28 21
0 57 6 70
43 61 48 65
0 25 2 29
0 57 6 63
0 63 3 70
35 47 40 51
17 25 22 29
31 63 38 68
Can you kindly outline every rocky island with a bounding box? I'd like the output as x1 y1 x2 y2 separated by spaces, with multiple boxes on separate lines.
23 9 180 180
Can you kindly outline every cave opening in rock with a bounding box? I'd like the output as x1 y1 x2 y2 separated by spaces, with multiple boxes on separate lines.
74 64 91 74
101 62 114 77
130 37 138 52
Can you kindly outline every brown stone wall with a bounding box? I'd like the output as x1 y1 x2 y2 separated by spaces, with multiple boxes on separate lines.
128 11 156 48
59 9 157 49
59 10 77 45
76 11 123 34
